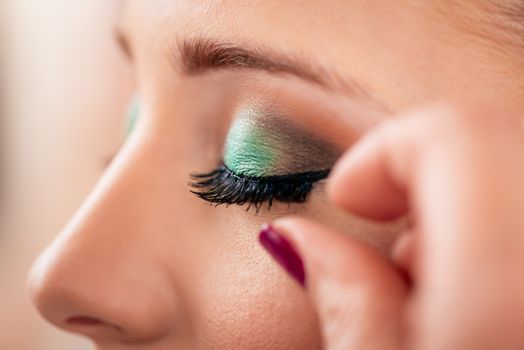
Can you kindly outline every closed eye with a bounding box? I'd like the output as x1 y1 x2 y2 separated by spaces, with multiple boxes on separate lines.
189 163 330 212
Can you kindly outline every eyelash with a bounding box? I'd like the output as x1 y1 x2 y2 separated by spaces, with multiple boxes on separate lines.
189 163 330 211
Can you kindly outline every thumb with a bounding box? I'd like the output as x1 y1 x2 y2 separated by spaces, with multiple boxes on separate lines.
259 218 408 350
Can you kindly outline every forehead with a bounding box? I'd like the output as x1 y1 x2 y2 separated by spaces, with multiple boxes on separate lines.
123 1 523 109
126 1 434 41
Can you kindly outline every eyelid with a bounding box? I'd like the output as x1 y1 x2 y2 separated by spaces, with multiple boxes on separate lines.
124 95 140 138
223 108 342 177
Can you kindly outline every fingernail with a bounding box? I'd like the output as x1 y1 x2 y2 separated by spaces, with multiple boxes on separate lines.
259 223 305 287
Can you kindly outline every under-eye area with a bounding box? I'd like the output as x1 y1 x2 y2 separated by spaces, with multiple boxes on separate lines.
189 163 330 211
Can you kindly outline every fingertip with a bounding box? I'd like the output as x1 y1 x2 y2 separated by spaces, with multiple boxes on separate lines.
270 217 339 274
258 222 306 286
272 217 409 304
270 217 315 252
326 123 409 221
272 217 392 281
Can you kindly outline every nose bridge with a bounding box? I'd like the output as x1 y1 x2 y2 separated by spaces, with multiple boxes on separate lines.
28 149 178 343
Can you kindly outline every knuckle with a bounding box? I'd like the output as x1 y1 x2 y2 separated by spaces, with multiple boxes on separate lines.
407 103 463 146
389 102 519 159
423 103 515 144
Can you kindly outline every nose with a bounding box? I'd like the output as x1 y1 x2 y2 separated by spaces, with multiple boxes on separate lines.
27 154 178 343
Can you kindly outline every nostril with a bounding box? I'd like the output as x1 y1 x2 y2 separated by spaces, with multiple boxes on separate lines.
66 316 125 332
66 316 104 326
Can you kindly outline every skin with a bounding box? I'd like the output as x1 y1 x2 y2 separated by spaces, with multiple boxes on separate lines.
27 1 524 349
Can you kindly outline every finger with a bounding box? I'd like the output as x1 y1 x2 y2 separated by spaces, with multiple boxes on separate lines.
327 103 524 349
391 230 416 279
326 106 428 221
260 217 408 350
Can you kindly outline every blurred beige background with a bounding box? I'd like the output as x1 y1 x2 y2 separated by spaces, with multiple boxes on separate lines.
1 1 133 349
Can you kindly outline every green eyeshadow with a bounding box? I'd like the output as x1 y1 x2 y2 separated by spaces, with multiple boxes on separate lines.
125 96 140 138
224 117 281 177
223 109 340 177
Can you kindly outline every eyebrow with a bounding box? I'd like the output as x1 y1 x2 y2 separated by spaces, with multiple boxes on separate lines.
115 30 390 110
172 37 380 101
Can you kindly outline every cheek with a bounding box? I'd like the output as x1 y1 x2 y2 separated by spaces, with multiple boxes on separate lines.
191 219 321 350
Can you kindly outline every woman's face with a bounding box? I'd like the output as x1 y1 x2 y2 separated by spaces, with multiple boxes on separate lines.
28 1 524 349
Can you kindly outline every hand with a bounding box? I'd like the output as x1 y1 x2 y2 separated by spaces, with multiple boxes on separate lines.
259 103 524 350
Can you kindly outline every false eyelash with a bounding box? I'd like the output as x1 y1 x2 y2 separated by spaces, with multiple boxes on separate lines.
189 164 330 211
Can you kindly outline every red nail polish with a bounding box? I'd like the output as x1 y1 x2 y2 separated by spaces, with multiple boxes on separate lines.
259 224 305 287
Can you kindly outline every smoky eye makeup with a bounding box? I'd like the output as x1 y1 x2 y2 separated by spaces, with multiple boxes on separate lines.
223 109 339 176
189 106 342 211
